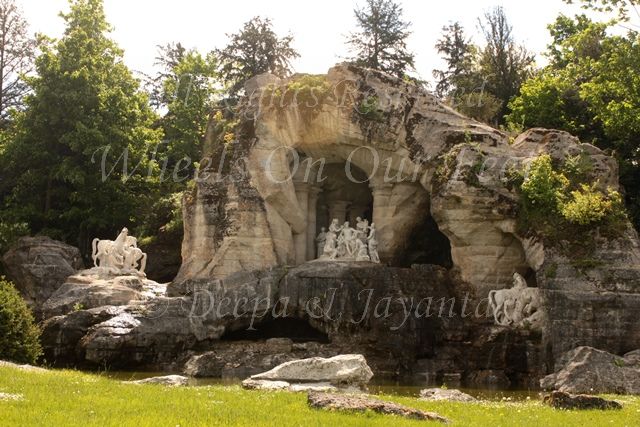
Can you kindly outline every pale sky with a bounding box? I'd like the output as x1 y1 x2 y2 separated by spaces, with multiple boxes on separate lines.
17 0 593 82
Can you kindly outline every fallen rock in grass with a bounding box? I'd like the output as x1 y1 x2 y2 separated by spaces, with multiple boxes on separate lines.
128 375 189 386
242 378 342 393
0 361 47 373
543 391 622 410
419 388 477 402
307 392 449 423
0 393 23 401
250 354 373 387
540 346 640 394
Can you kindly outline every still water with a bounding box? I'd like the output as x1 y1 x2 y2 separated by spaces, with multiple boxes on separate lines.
101 371 541 401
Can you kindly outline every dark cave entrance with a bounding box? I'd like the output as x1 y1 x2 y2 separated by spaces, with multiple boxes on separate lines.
398 215 453 269
220 317 331 343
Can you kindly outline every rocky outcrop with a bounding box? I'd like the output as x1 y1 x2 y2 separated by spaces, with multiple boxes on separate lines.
419 388 476 402
2 236 83 317
540 346 640 394
41 262 545 385
249 354 373 387
128 375 189 386
543 391 622 410
184 339 341 378
41 269 165 318
307 392 449 422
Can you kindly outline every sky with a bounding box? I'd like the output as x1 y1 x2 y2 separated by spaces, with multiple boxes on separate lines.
17 0 594 82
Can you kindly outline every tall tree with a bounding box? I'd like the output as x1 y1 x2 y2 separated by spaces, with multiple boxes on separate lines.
217 16 298 98
477 7 534 123
0 0 35 127
0 0 160 251
432 21 502 124
432 22 476 98
347 0 415 77
152 44 219 174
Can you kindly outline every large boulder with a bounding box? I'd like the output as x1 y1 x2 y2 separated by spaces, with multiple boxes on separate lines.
2 236 83 317
41 269 165 318
250 354 374 386
540 346 640 394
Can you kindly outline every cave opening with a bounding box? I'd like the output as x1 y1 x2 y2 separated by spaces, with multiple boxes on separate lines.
220 317 331 343
398 215 454 269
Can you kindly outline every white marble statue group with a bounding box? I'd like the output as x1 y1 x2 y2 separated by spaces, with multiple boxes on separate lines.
91 228 147 275
488 272 544 329
315 218 380 263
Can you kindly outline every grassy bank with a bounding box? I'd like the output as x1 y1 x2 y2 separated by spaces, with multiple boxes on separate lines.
0 366 639 426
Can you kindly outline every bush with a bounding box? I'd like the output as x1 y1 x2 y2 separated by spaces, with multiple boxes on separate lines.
521 154 569 213
561 184 625 226
0 278 42 364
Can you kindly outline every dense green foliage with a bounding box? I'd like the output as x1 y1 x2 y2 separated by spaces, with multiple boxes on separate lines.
433 7 533 125
0 278 41 364
217 16 299 99
346 0 415 78
0 0 161 251
507 14 640 230
1 366 640 426
517 154 627 244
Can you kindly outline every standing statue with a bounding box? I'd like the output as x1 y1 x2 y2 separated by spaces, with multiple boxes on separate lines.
367 223 380 263
91 228 147 275
338 221 358 258
316 227 327 258
488 272 544 329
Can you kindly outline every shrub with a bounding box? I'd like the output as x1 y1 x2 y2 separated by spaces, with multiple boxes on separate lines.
521 154 569 213
0 278 42 364
561 184 625 226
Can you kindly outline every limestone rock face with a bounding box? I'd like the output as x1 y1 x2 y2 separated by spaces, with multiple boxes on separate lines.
250 354 374 386
169 64 640 373
540 346 640 394
2 236 83 317
42 269 165 318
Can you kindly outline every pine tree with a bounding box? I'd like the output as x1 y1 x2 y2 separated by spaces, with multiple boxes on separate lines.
217 16 299 98
347 0 415 77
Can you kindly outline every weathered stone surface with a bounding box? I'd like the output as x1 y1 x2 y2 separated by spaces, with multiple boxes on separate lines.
0 360 47 373
543 391 622 410
2 236 83 317
540 346 640 394
41 269 166 318
307 392 449 422
128 375 189 386
419 388 476 402
242 379 341 393
183 340 340 378
251 355 374 386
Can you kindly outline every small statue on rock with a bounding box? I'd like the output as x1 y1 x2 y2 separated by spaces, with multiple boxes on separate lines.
91 228 147 276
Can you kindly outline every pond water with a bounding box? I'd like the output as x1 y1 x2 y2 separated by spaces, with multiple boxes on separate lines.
100 371 541 401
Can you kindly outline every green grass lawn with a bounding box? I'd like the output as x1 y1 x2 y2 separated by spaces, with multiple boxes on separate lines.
1 365 639 426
